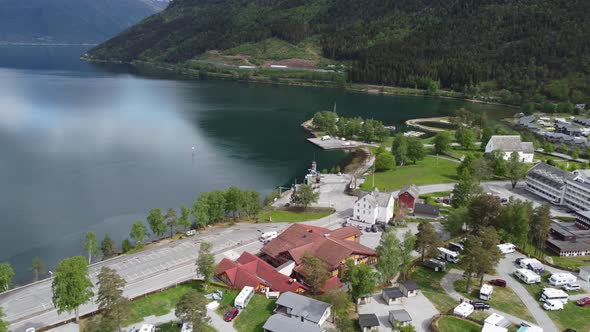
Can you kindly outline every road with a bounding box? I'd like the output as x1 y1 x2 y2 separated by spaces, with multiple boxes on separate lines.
0 176 573 331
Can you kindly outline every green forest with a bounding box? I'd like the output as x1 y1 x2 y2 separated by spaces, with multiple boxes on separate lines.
88 0 590 104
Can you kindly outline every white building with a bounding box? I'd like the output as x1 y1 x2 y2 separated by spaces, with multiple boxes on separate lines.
526 163 590 211
353 189 395 224
485 135 534 163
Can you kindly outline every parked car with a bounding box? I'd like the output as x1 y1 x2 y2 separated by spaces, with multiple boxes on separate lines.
371 224 378 232
562 283 581 292
576 297 590 306
365 226 372 232
543 300 564 311
224 308 239 322
471 301 491 310
489 279 507 287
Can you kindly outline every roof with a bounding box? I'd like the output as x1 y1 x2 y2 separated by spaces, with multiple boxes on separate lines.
327 226 361 240
382 287 403 299
527 163 574 187
483 323 508 332
518 116 536 125
389 309 412 322
547 238 590 252
486 135 534 153
291 236 377 271
262 314 322 332
358 314 380 328
401 280 419 291
357 190 394 208
216 252 306 293
413 203 440 217
399 184 419 198
485 313 511 328
275 292 330 324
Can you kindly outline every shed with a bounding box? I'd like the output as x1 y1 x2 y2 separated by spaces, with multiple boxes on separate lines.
412 203 440 218
358 313 380 332
382 287 403 305
400 280 419 297
389 309 412 327
580 266 590 283
454 302 474 318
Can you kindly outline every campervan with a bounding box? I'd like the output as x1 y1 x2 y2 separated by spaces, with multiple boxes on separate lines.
438 247 460 263
540 288 569 303
449 242 464 253
480 284 493 300
423 258 446 272
514 268 541 284
548 273 577 287
497 243 516 254
543 299 564 311
519 258 544 273
234 286 254 309
260 231 278 243
139 325 155 332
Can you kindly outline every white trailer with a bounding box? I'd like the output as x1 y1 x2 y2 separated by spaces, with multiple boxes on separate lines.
497 243 515 254
438 247 459 263
515 268 541 284
234 286 254 309
548 273 577 286
260 231 278 243
480 284 493 300
540 288 569 303
519 258 544 273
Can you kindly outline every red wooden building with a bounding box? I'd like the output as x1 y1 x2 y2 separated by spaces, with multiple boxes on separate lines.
398 184 419 210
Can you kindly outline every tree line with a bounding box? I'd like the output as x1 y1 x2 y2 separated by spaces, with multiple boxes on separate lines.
312 111 390 142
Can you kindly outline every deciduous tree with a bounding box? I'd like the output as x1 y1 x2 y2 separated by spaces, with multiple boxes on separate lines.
0 263 14 292
290 184 319 210
407 138 425 164
455 128 475 149
51 256 93 321
529 204 552 255
444 206 468 236
101 235 117 259
505 152 528 189
399 231 417 280
84 232 98 264
192 193 211 228
301 252 330 294
375 152 395 172
415 223 442 261
97 267 129 332
480 128 493 150
178 204 192 231
147 208 166 238
451 169 482 208
375 229 402 284
433 132 452 154
470 158 493 183
391 134 408 166
348 263 377 307
175 289 208 331
320 287 351 323
31 256 45 282
0 307 7 332
467 195 502 232
130 220 148 248
196 242 215 283
498 198 531 247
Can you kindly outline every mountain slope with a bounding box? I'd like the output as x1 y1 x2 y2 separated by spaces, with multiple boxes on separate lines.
0 0 170 43
88 0 590 103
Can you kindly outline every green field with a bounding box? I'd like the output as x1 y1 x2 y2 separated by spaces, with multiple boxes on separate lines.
411 267 457 313
128 282 203 323
361 155 459 191
453 279 535 323
157 321 217 332
215 290 276 332
258 207 334 223
435 316 482 332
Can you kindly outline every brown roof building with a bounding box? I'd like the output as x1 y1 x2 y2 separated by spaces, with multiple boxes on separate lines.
261 224 377 279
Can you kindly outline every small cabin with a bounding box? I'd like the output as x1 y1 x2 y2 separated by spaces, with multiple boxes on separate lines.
400 281 419 297
382 287 403 305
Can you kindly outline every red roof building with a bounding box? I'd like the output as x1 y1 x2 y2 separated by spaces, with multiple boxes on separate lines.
216 252 306 294
261 224 376 279
398 184 419 210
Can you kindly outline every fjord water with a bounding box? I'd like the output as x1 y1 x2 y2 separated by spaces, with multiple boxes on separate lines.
0 45 513 282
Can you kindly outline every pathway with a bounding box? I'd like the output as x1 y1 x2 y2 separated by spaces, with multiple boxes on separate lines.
440 269 540 328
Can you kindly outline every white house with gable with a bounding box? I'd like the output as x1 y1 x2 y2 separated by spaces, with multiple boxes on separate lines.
353 189 395 224
485 135 534 163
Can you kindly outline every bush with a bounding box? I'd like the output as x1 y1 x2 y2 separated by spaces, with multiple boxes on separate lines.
122 239 132 253
375 153 395 172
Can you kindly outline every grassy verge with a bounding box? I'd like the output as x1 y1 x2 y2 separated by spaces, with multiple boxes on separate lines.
258 207 335 223
550 255 590 270
452 279 535 323
215 290 276 332
515 273 590 331
361 155 459 191
128 283 204 323
411 266 457 313
435 316 482 332
157 321 217 332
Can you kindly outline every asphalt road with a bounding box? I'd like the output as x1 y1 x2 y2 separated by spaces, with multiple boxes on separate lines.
0 176 573 331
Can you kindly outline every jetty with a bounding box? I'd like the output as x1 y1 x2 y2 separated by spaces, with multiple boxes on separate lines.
405 116 452 133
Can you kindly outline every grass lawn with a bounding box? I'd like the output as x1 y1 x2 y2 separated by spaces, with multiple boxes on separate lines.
435 316 481 332
411 266 457 313
550 255 590 270
445 148 483 160
157 321 217 332
127 282 204 323
361 155 459 191
453 279 535 323
258 207 334 223
215 290 276 332
515 273 590 331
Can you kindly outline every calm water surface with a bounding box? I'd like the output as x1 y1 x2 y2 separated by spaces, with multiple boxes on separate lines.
0 45 514 282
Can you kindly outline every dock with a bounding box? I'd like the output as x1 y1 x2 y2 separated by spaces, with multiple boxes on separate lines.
307 137 361 150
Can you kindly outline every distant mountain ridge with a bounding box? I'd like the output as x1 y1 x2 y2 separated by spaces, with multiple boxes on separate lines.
0 0 170 43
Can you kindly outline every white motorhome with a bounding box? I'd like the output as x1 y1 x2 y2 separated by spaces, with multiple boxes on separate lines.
480 284 493 300
438 247 459 263
519 258 544 273
543 299 564 311
540 288 568 303
548 273 577 286
497 243 515 254
139 325 155 332
260 231 278 243
234 286 254 309
515 268 541 284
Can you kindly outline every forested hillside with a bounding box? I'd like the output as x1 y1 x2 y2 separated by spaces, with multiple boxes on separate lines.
0 0 169 43
88 0 590 104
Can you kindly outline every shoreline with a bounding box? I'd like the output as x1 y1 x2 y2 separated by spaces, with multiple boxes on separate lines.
81 56 519 110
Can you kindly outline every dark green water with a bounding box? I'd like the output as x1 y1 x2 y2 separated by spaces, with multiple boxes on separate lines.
0 45 514 282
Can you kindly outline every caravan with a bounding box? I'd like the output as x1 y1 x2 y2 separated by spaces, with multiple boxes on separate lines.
260 231 278 243
480 284 493 300
540 288 569 303
438 247 460 263
515 268 541 284
234 286 254 309
519 258 544 273
497 243 516 254
449 242 464 253
548 273 577 286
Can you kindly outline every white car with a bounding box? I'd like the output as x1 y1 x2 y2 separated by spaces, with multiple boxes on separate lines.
543 299 564 311
562 283 581 292
186 229 196 236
